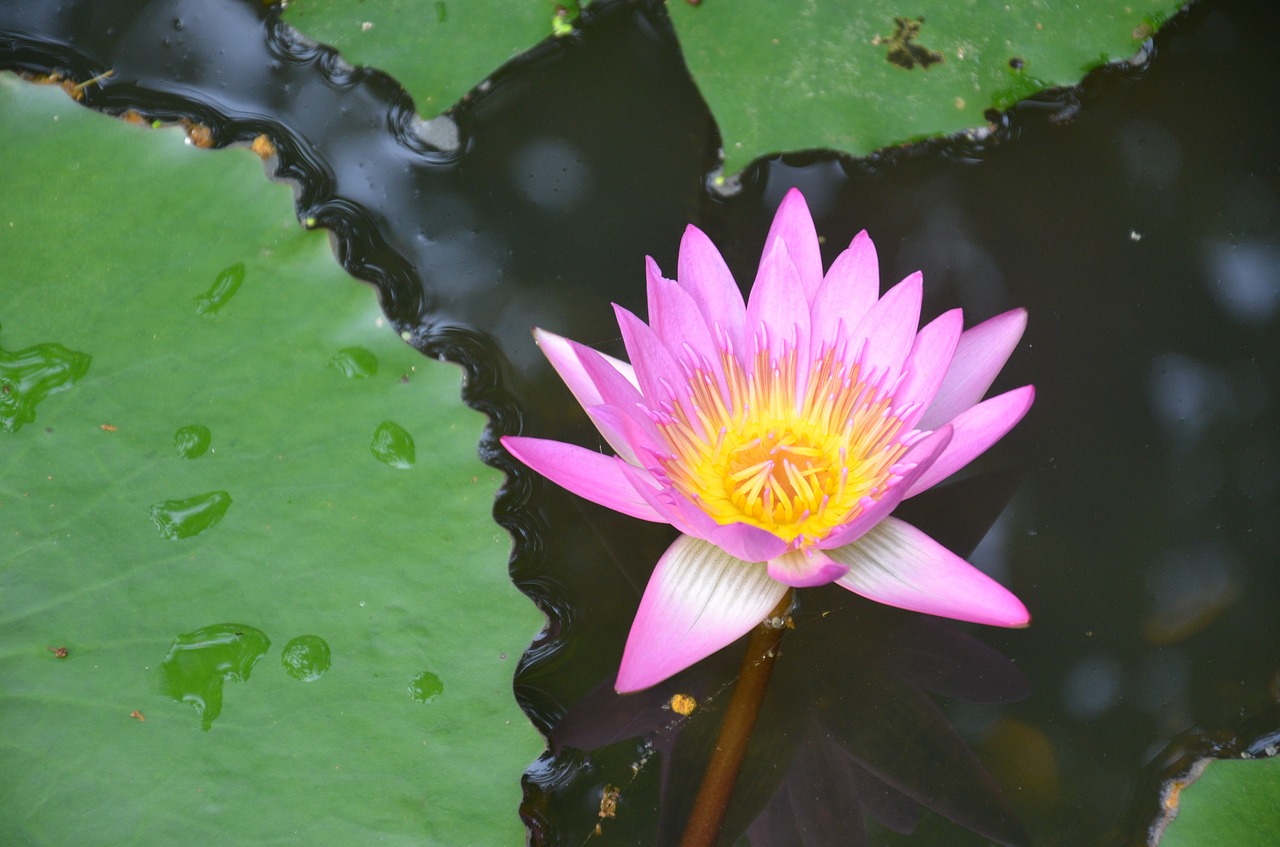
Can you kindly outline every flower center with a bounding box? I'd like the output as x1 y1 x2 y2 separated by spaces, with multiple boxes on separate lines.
657 344 913 548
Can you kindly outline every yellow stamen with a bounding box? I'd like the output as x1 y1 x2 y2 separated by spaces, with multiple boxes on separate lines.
658 345 911 548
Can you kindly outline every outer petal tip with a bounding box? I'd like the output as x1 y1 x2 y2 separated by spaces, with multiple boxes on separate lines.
830 517 1030 629
615 535 786 692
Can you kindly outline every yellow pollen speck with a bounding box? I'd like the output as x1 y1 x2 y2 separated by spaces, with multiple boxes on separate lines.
669 693 697 716
657 346 910 548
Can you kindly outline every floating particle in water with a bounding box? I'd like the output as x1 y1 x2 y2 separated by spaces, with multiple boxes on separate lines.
194 262 245 316
327 347 378 378
668 693 697 716
371 421 414 468
173 423 212 459
595 784 621 835
160 623 270 730
281 635 332 682
409 671 444 703
148 490 232 539
250 133 275 159
0 330 91 433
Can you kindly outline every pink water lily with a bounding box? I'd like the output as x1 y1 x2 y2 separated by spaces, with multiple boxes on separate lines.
502 188 1033 693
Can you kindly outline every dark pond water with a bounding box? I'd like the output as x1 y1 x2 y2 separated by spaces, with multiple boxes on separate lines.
3 0 1278 844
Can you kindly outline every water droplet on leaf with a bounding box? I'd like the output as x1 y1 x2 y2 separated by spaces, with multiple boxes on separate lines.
409 671 444 703
370 421 414 468
149 491 232 539
194 262 245 316
281 635 332 682
327 347 378 378
160 623 270 730
0 329 91 433
173 424 212 459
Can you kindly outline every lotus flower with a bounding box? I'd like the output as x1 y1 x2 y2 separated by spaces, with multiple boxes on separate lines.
502 189 1033 693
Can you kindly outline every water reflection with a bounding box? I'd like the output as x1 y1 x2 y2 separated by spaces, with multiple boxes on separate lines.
1203 241 1280 325
551 607 1030 846
1062 654 1124 719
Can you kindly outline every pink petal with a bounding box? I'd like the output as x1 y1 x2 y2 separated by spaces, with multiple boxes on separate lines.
700 519 791 564
677 225 746 355
584 404 662 466
646 257 719 369
761 188 824 299
534 328 608 409
904 385 1035 498
616 535 788 692
537 333 652 462
745 238 811 375
569 338 644 409
616 459 792 562
810 230 880 356
614 460 709 539
500 436 665 522
830 517 1030 627
767 549 849 588
919 308 1028 430
849 272 923 386
614 304 689 412
894 309 963 427
815 425 953 550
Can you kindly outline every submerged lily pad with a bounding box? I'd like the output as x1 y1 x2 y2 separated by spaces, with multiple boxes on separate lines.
0 74 541 846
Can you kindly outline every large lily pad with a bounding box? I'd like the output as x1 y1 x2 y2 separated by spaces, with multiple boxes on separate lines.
1157 757 1280 847
667 0 1184 174
280 0 559 115
280 0 1183 175
0 74 541 845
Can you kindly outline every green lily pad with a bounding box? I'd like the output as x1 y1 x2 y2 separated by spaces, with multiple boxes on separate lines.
280 0 561 116
0 74 541 846
666 0 1182 174
280 0 1181 175
1157 756 1280 847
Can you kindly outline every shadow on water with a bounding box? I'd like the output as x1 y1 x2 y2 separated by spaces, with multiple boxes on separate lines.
3 0 1279 843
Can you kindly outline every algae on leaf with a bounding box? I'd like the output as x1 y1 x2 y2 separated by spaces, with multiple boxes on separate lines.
0 74 541 847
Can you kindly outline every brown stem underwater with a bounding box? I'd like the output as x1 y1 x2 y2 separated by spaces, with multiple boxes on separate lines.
678 588 795 847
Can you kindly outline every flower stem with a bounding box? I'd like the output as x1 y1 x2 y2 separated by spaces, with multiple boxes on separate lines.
679 588 795 847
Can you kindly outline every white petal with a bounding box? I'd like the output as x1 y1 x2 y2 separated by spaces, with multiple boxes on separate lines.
616 535 787 692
